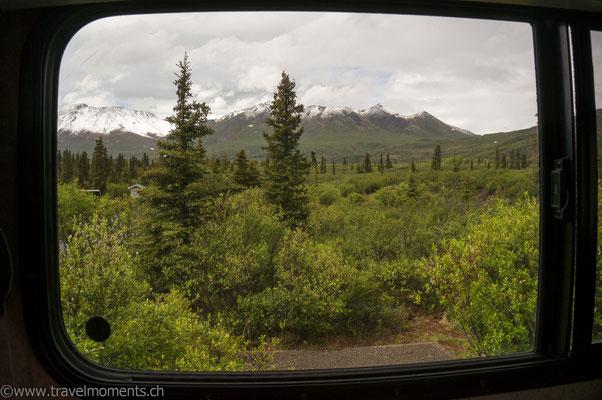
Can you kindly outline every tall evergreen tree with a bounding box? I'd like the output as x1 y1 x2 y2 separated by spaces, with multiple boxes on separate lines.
495 147 500 170
310 152 317 167
112 153 126 183
220 153 229 171
233 149 260 188
247 160 261 187
386 153 393 169
378 154 385 174
363 153 373 173
141 153 150 169
128 156 138 180
410 159 416 173
320 155 326 174
262 71 310 224
137 53 214 274
77 151 90 187
60 149 75 184
90 137 109 193
331 160 336 175
431 144 442 171
343 157 348 166
407 173 417 198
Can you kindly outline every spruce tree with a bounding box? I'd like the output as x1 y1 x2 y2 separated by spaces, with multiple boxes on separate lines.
262 71 310 224
77 151 90 187
331 160 336 175
128 156 138 180
310 152 317 167
233 149 260 188
495 147 500 170
378 154 385 174
363 153 373 173
137 53 214 272
452 157 460 172
247 160 261 187
60 149 74 184
410 159 416 173
90 137 109 193
386 153 393 169
407 173 417 198
431 144 442 171
220 153 229 171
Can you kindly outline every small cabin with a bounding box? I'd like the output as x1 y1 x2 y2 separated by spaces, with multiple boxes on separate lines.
127 183 146 198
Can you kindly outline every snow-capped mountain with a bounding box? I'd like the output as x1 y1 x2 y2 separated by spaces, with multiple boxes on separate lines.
58 103 172 138
57 102 474 158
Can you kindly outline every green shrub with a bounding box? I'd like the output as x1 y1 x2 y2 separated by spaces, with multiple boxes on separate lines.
60 214 257 371
424 196 538 356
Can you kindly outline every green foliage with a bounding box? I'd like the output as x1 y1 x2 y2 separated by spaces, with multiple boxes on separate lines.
431 144 442 171
424 196 538 356
60 214 264 371
234 149 260 188
312 184 340 206
77 151 90 187
59 138 543 367
105 183 129 199
262 72 310 225
57 184 97 243
363 152 373 173
134 54 217 288
239 229 401 338
163 189 287 314
90 137 110 193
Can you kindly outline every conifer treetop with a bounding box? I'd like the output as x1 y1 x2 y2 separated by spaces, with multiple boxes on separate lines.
164 52 213 152
264 71 305 159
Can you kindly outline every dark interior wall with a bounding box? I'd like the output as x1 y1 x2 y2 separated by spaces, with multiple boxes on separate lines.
0 8 60 391
0 4 600 399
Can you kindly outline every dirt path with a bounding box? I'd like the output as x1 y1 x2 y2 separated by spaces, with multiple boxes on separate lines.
268 342 455 370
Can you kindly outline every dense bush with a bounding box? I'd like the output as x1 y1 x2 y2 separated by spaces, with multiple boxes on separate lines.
60 214 265 371
424 196 538 356
59 156 543 368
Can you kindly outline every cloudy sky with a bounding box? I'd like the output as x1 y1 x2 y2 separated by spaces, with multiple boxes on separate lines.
59 12 538 135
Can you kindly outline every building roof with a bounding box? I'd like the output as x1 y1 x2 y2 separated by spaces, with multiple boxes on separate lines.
127 184 146 190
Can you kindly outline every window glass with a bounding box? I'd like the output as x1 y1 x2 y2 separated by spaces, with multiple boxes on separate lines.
58 12 539 371
591 30 602 342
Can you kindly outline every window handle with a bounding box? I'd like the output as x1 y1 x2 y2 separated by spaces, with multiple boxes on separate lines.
551 157 572 222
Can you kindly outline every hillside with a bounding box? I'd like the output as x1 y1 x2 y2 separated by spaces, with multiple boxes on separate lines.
57 103 474 158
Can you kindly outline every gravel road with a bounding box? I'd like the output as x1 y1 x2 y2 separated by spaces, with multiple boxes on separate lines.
268 342 455 370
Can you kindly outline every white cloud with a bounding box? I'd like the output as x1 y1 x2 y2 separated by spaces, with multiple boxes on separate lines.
59 11 537 134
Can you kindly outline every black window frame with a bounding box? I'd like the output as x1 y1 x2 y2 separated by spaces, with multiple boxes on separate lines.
16 1 602 398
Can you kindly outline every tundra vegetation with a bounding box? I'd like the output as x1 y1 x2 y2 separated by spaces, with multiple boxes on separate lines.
58 55 571 372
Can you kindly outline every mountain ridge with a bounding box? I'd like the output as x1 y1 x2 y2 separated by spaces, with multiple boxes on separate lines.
57 102 476 158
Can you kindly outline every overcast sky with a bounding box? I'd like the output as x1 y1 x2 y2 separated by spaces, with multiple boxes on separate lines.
59 12 538 135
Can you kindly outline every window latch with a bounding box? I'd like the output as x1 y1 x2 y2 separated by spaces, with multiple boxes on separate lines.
551 158 572 221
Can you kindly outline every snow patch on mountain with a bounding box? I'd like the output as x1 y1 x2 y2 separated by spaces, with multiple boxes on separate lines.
403 111 435 120
217 102 270 122
58 103 172 138
303 105 354 119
